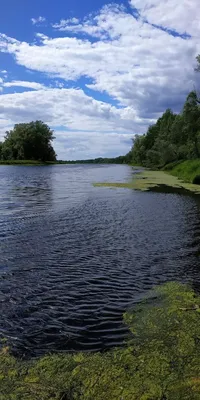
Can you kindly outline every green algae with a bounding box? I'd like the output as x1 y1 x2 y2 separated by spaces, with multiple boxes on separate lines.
94 169 200 194
1 282 200 399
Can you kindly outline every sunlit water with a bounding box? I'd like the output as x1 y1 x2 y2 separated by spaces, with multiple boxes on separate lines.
1 164 200 357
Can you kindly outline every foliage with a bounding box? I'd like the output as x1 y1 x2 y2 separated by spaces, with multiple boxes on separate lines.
1 121 56 162
195 54 200 72
56 154 132 165
168 159 200 184
1 282 200 399
129 91 200 168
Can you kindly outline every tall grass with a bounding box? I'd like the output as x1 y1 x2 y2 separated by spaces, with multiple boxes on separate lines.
167 159 200 183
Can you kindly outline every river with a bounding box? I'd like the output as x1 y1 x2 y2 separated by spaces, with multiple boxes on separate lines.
1 164 200 357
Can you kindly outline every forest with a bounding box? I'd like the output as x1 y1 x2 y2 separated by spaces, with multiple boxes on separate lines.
128 56 200 169
129 90 200 168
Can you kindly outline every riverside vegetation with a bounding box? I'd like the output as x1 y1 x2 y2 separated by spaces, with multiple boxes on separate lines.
96 88 200 191
1 282 200 400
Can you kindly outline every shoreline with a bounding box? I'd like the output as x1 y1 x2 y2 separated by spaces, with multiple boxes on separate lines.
94 167 200 194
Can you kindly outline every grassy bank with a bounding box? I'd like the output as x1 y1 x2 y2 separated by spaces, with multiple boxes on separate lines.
1 282 200 400
166 160 200 184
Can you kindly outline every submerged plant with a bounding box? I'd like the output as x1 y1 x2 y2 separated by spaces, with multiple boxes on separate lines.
1 282 200 399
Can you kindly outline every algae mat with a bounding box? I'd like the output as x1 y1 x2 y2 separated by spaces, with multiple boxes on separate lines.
94 169 200 194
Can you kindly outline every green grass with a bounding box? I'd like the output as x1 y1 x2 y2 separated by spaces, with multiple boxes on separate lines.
166 159 200 184
1 282 200 400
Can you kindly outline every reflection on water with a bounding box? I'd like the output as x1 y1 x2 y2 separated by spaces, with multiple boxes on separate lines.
1 164 200 357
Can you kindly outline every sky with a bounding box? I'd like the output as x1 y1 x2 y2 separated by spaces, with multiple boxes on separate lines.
0 0 199 160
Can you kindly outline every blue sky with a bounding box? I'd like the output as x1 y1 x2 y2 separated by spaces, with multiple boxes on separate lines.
0 0 199 159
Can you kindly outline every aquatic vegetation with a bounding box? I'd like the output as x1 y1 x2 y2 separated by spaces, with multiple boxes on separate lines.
94 169 200 194
1 282 200 399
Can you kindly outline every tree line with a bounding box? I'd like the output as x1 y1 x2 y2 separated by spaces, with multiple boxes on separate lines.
128 91 200 168
1 92 200 166
128 56 200 168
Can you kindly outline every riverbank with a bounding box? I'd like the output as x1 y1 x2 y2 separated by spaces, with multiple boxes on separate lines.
0 157 127 166
0 160 55 166
1 282 200 400
0 160 88 166
94 166 200 194
165 159 200 184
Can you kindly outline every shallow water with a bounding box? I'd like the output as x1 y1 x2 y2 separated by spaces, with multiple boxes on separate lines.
1 164 200 357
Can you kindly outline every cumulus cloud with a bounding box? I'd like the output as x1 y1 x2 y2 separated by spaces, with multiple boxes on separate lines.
31 16 46 25
3 80 46 90
0 88 148 132
54 130 133 160
129 0 200 37
0 1 199 158
0 87 145 159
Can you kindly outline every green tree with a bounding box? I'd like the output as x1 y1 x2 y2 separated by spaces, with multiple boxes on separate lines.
131 135 147 165
182 91 200 158
1 121 56 162
129 91 200 168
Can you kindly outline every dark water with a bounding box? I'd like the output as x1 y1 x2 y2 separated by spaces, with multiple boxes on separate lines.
1 164 200 357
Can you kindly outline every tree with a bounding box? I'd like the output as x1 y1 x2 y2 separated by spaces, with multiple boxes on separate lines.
1 121 56 162
195 54 200 73
182 91 200 158
129 90 200 168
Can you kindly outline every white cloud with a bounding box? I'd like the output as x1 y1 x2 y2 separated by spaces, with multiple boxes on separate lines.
52 5 130 39
53 17 80 29
129 0 200 36
0 87 145 159
0 77 3 92
3 80 46 90
54 130 133 160
31 16 46 25
0 88 148 132
0 1 199 158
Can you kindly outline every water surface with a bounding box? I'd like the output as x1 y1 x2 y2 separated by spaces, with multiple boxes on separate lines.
1 164 200 357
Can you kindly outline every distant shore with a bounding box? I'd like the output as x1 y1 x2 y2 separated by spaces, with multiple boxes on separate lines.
0 157 127 166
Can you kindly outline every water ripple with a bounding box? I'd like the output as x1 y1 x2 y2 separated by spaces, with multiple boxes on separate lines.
1 165 200 357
